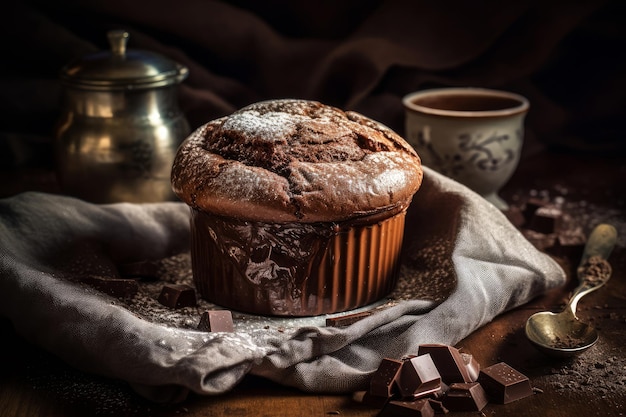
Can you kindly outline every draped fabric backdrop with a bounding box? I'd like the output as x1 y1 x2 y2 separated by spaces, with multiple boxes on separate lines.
1 0 625 177
1 0 623 402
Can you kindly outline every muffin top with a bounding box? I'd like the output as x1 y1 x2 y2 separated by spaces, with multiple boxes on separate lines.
171 99 423 222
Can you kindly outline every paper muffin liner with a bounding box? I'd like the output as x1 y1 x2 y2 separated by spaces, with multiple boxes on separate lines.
189 208 407 316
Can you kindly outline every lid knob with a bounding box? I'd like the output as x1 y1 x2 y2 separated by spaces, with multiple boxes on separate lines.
107 30 129 57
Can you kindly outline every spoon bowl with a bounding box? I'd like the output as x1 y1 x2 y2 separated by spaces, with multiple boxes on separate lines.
525 224 617 357
525 310 598 358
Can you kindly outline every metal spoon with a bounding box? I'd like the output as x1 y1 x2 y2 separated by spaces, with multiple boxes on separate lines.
525 223 617 357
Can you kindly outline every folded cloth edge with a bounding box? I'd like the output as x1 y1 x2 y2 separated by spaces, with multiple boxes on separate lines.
0 169 566 402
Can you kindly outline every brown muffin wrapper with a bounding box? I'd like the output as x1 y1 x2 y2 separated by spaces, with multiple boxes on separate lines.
190 209 406 316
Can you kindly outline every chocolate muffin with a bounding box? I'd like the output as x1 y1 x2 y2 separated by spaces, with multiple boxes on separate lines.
171 99 422 316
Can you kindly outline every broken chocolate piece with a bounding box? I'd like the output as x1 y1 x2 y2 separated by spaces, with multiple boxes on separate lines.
351 390 367 403
378 399 434 417
521 229 556 251
417 344 472 384
81 275 138 298
370 358 403 398
197 310 234 332
157 284 197 308
522 198 548 224
548 233 586 259
460 352 480 382
429 382 449 400
118 260 159 280
427 398 449 414
397 354 441 398
442 382 488 412
352 390 389 408
325 311 372 327
478 362 533 404
528 206 562 234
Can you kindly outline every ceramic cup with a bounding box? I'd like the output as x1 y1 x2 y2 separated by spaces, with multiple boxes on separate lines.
403 87 529 210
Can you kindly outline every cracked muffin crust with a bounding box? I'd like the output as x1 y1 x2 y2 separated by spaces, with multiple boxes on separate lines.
171 99 423 223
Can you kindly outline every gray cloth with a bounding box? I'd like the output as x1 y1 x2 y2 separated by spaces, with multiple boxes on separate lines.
0 167 565 403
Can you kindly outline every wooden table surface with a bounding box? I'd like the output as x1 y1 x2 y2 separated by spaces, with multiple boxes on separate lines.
1 148 625 417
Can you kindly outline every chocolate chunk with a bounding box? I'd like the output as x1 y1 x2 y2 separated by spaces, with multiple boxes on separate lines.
157 284 197 308
370 358 403 398
548 233 586 259
325 310 372 327
430 382 449 400
378 399 434 417
118 260 159 280
460 352 480 382
477 362 533 404
352 390 389 408
81 275 138 298
351 390 367 403
397 354 441 398
527 206 562 234
522 198 548 223
521 229 556 251
197 310 234 332
427 398 449 414
417 344 472 384
441 382 488 412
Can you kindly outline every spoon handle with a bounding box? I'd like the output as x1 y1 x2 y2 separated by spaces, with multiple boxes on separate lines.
578 223 617 267
568 280 608 317
568 223 617 316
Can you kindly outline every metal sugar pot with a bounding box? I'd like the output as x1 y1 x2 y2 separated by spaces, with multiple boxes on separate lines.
55 30 190 203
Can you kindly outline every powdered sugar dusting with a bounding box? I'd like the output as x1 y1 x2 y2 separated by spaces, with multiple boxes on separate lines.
368 153 416 198
221 110 307 143
172 99 423 222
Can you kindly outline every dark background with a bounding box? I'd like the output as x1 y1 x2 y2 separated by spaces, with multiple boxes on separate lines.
2 0 625 179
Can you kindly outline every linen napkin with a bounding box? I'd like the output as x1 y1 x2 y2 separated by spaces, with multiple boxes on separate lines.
0 167 565 403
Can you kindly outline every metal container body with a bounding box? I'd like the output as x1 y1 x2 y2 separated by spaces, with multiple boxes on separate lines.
55 85 190 203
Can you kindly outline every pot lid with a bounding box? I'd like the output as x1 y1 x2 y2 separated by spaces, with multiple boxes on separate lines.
60 30 188 90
